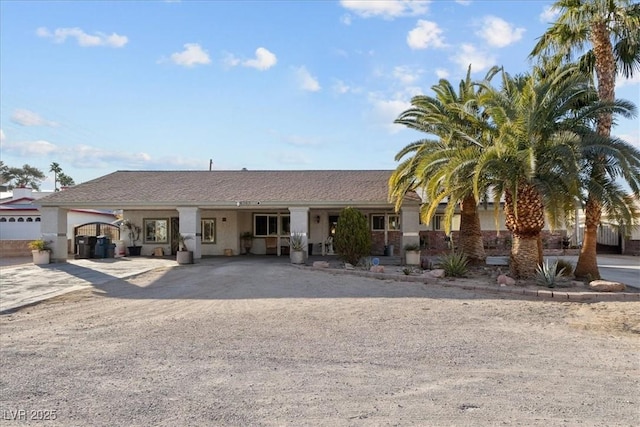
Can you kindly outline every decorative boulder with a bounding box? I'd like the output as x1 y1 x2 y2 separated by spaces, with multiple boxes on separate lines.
312 261 330 268
424 269 445 278
497 274 516 286
589 280 626 292
370 265 385 273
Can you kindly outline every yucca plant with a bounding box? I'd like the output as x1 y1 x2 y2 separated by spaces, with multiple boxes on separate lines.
555 259 574 277
535 260 566 288
438 252 469 277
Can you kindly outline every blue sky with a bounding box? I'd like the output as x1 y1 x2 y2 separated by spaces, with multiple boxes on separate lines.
1 0 638 191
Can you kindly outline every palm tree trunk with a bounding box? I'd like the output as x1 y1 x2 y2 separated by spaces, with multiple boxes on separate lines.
574 197 601 279
504 184 545 279
574 20 615 280
459 194 486 265
510 235 539 278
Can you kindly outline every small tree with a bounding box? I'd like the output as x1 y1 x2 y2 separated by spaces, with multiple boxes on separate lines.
333 207 371 265
6 164 45 190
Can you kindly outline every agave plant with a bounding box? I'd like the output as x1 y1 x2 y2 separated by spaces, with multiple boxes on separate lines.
535 260 566 288
438 252 469 277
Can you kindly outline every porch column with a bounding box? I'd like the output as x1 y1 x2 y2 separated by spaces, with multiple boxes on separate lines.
177 207 201 260
289 207 309 258
40 207 68 262
401 205 420 252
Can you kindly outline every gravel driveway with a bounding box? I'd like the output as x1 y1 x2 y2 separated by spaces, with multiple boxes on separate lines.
1 259 638 426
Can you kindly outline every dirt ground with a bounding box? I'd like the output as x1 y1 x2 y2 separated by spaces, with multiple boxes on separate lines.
1 260 638 426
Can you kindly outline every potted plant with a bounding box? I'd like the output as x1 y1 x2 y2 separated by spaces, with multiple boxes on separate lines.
404 242 421 266
240 231 254 255
28 238 51 265
176 234 193 265
289 231 306 264
122 219 142 256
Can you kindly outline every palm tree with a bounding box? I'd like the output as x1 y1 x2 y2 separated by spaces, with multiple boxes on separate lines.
474 64 630 278
50 162 62 191
390 67 498 264
530 0 640 278
58 172 75 187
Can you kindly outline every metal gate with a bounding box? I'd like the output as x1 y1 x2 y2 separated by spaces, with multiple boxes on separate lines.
74 222 121 241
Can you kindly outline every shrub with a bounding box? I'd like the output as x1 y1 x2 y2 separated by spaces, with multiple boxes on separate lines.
333 207 371 265
535 260 565 288
28 239 50 251
404 242 420 251
555 259 574 277
438 252 468 277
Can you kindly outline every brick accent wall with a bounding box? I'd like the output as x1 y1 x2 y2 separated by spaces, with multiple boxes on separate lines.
624 238 640 256
0 240 32 257
371 231 402 256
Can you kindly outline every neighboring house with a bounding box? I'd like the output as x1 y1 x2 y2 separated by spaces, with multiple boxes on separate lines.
0 187 118 257
35 170 421 262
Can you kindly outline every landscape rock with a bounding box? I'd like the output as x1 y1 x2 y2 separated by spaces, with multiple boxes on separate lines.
589 280 626 292
312 261 330 268
429 269 445 278
497 274 516 286
370 265 385 273
344 263 355 270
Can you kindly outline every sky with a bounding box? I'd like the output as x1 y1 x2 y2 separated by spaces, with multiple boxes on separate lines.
1 0 639 191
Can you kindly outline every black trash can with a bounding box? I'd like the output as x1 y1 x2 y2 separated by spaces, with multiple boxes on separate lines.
95 236 110 258
308 243 313 256
76 236 91 259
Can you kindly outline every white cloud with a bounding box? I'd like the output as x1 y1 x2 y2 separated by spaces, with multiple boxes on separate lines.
340 0 430 19
368 96 412 133
539 5 559 23
616 73 640 88
294 66 321 92
0 140 59 156
10 109 58 127
455 0 471 5
0 129 5 141
169 43 211 67
393 66 422 85
243 47 277 71
477 16 524 48
436 68 449 79
407 20 446 50
36 27 128 48
340 14 352 25
451 43 497 73
333 80 351 94
222 52 241 68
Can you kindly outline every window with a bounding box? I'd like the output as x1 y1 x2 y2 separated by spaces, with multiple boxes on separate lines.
432 214 444 231
388 215 400 230
35 218 41 222
144 219 168 243
8 218 15 222
201 219 216 244
254 214 289 236
0 217 5 222
372 215 385 231
17 217 24 222
26 217 33 222
372 214 400 231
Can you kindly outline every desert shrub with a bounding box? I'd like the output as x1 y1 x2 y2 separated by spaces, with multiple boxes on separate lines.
535 260 565 288
555 259 574 277
438 252 468 277
333 207 371 265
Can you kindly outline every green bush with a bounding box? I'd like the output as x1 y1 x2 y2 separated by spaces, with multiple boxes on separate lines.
333 207 371 265
438 252 468 277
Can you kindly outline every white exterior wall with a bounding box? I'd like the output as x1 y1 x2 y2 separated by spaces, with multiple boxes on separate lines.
0 211 115 241
201 210 238 256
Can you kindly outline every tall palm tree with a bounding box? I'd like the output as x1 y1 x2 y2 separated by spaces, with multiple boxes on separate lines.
530 0 640 278
50 162 61 192
475 64 630 278
390 67 498 264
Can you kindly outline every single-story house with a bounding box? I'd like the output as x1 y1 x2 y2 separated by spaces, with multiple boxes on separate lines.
36 170 422 262
1 187 118 257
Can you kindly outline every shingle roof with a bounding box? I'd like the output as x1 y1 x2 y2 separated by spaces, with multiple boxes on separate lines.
37 170 415 208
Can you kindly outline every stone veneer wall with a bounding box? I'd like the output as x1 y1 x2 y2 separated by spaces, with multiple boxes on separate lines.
0 240 32 257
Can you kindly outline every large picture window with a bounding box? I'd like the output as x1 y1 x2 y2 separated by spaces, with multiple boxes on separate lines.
371 215 385 231
202 219 216 244
144 219 168 243
254 214 290 236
